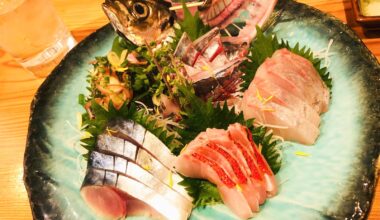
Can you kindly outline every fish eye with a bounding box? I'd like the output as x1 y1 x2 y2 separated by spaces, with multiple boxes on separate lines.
132 2 149 19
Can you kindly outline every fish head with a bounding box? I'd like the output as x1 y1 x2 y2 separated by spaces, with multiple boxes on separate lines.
102 0 176 46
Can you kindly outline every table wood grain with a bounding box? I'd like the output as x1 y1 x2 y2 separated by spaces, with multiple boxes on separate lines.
0 0 378 219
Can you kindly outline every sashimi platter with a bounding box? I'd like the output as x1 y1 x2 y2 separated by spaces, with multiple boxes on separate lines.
23 0 380 219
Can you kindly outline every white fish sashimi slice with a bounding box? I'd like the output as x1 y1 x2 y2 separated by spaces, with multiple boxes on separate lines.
266 49 329 113
254 79 321 126
267 62 325 114
242 86 320 145
272 49 330 112
254 59 308 105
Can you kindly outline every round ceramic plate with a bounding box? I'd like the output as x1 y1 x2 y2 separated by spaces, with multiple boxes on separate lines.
24 0 380 219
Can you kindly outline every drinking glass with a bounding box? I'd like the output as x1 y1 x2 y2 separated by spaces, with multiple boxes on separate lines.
0 0 77 77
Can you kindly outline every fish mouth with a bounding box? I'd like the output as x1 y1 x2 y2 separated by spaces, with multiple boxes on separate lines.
102 1 125 30
201 0 245 27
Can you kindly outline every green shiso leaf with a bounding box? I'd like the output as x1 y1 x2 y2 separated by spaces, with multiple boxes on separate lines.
240 27 332 91
179 178 223 207
176 85 282 207
175 1 211 41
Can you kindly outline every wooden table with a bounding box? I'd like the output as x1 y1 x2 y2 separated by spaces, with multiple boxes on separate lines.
0 0 378 219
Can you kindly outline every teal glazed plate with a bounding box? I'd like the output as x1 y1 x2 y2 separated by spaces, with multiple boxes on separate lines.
24 0 380 219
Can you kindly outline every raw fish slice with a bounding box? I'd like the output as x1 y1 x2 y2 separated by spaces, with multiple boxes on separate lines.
108 119 177 170
218 185 256 219
81 167 192 220
254 59 308 103
176 152 254 219
227 123 278 197
87 151 192 210
174 29 244 102
95 134 190 200
185 134 245 185
125 163 192 212
179 130 262 211
201 139 261 210
125 198 165 219
269 59 327 114
208 142 261 210
81 185 127 219
242 85 320 145
117 174 190 220
205 129 266 205
254 79 321 126
81 169 164 219
204 130 251 178
187 146 241 184
273 49 330 112
259 49 329 113
193 27 220 52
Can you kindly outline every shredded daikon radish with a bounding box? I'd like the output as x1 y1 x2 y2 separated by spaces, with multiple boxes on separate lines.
135 100 153 114
314 39 334 68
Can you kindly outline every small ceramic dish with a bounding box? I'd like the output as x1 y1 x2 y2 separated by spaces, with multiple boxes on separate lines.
351 0 380 29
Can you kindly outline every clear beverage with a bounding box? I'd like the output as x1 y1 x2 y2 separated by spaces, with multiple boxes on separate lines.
0 0 76 77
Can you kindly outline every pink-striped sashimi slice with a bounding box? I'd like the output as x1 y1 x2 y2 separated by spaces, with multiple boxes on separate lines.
227 123 278 197
205 128 266 205
176 151 254 219
183 133 260 211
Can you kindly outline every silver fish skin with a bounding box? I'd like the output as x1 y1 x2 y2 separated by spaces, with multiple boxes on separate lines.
81 119 194 219
82 154 193 220
102 0 176 46
107 119 176 170
86 151 192 209
95 133 191 200
174 29 243 101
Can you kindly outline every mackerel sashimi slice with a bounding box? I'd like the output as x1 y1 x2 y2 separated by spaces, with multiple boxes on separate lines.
175 123 277 219
80 119 193 220
242 48 330 145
